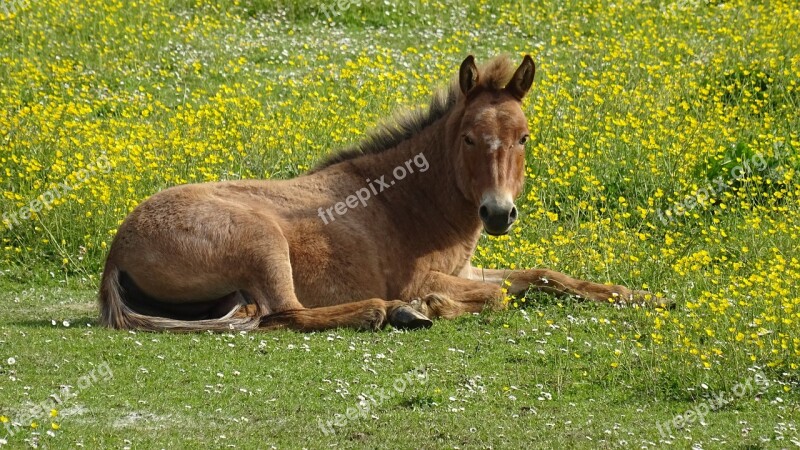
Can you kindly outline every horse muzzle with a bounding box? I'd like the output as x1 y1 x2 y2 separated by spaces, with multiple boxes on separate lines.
479 195 518 236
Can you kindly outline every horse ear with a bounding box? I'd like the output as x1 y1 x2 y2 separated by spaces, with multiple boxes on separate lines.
506 55 535 100
459 55 479 95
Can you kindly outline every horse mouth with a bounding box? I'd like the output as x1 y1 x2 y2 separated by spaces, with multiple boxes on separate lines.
483 226 512 236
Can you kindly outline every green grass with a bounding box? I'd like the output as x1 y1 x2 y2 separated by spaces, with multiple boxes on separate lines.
0 286 794 449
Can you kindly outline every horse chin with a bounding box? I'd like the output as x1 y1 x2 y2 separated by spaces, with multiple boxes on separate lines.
483 226 511 236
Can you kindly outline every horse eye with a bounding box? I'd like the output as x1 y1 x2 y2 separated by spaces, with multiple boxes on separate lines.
463 135 475 146
519 135 529 145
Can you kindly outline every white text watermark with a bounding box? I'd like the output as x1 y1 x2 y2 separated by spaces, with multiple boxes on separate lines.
2 154 112 231
317 152 429 224
318 366 428 435
656 370 769 438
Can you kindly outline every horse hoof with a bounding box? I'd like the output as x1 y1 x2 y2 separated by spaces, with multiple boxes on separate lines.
631 290 675 309
656 297 677 309
389 305 433 330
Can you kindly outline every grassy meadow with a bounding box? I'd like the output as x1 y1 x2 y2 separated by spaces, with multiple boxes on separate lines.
1 0 799 448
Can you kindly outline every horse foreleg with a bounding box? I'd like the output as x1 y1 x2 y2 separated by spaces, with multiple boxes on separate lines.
470 267 671 307
407 272 505 319
257 299 432 332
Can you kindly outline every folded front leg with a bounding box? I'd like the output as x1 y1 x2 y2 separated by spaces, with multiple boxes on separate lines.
256 299 432 331
469 267 671 307
407 272 506 320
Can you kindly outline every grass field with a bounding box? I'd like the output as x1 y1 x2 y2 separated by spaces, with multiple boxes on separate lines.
1 0 799 448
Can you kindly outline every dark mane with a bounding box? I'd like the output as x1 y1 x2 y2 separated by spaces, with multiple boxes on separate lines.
308 55 518 173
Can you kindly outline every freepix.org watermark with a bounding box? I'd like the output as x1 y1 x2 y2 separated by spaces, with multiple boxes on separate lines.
654 146 791 226
2 154 112 231
318 0 361 21
656 370 769 438
0 0 26 15
317 152 429 225
318 366 428 435
2 361 114 440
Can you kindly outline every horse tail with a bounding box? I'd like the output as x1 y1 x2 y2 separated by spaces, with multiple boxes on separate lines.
98 263 260 332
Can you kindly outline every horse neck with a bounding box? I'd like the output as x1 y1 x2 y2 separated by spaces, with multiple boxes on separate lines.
352 112 482 249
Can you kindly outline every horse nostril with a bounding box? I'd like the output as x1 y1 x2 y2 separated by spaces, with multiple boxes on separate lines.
509 206 518 223
479 205 489 221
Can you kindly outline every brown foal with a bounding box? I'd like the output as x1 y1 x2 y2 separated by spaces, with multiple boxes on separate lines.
99 54 666 332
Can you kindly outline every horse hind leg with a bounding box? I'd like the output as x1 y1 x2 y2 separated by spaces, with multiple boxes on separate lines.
210 284 432 332
238 220 431 332
258 299 432 332
119 271 246 320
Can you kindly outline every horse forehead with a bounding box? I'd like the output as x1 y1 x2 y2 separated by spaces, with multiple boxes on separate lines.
471 101 524 129
474 107 511 124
